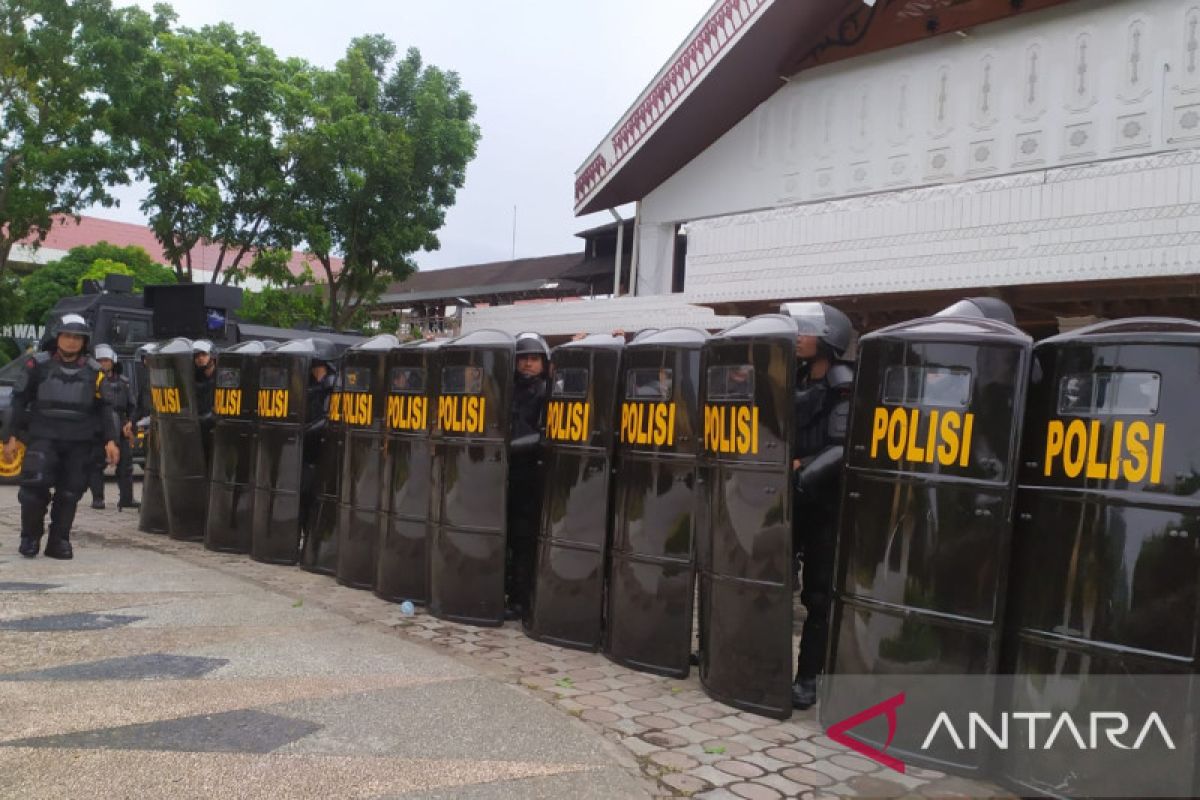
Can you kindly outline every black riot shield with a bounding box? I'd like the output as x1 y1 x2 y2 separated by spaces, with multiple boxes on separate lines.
301 364 343 574
137 343 169 535
335 334 399 589
149 338 209 542
250 340 314 565
204 341 266 553
1000 318 1200 799
821 309 1031 771
605 328 707 678
697 316 796 719
376 341 440 604
428 330 514 626
526 334 623 650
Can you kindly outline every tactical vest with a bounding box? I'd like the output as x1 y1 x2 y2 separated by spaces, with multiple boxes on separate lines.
793 362 853 460
28 354 103 441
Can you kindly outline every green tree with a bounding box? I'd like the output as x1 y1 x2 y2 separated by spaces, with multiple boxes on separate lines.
21 259 88 324
20 242 173 323
238 285 326 329
76 257 133 292
0 0 153 276
287 37 479 327
0 274 25 329
57 242 175 288
132 19 308 284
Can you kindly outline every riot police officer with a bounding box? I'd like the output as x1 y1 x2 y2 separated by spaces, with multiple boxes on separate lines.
3 314 119 559
782 301 856 710
506 331 550 619
299 341 338 534
88 344 137 510
194 340 217 462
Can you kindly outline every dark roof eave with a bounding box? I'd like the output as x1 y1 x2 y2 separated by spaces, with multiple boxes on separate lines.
575 1 850 216
377 278 588 306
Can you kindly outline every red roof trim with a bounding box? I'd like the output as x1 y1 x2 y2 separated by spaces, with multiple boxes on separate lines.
573 0 771 212
18 214 340 280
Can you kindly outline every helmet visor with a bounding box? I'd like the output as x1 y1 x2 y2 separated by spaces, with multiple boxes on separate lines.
780 302 829 337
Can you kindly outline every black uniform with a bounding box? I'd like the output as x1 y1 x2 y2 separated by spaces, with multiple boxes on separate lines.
506 369 548 614
792 360 854 682
88 370 136 507
195 363 217 464
11 352 119 556
299 368 337 526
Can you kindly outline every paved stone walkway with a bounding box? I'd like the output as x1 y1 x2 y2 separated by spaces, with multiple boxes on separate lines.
2 486 1012 799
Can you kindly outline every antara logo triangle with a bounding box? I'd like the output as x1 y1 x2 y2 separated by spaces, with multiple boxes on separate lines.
826 692 907 774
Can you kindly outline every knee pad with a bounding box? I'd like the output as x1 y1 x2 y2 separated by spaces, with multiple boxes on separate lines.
18 485 51 507
17 448 54 489
56 487 83 507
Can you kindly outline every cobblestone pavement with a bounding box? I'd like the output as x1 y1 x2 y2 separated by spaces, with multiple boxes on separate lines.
5 489 1013 799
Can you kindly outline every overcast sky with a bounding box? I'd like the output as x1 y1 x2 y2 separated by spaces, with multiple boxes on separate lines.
98 0 712 270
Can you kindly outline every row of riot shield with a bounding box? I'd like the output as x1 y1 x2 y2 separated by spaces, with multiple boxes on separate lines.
816 307 1200 797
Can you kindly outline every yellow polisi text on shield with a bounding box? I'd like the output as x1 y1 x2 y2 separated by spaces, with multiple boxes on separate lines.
257 388 289 419
1043 419 1166 484
151 387 181 415
546 400 589 443
341 393 373 427
387 395 428 432
703 405 759 455
438 395 486 435
619 402 676 447
869 407 975 467
214 388 242 417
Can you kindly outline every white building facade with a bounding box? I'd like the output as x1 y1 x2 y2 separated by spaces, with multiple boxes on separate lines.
471 0 1200 335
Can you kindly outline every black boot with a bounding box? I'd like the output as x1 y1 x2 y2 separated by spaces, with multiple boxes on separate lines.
19 504 45 557
91 498 105 510
46 494 79 560
118 499 140 510
43 537 73 560
792 676 817 710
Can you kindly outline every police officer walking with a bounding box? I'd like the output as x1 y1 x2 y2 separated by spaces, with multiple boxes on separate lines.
88 344 138 510
3 315 120 559
782 302 856 710
506 332 550 620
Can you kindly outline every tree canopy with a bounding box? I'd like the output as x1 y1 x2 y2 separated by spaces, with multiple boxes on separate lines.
131 15 309 284
3 6 480 327
0 0 152 276
288 38 480 327
21 241 173 323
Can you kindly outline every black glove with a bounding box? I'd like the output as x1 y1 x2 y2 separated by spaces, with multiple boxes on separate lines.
795 446 844 501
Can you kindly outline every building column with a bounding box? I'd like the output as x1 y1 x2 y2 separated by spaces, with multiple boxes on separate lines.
635 222 676 296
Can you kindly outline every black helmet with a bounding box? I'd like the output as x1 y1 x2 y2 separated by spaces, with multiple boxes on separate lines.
934 297 1016 326
56 313 92 342
311 337 338 369
780 302 854 358
515 332 550 359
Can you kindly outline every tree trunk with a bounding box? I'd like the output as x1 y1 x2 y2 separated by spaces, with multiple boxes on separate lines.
319 255 339 328
0 239 12 278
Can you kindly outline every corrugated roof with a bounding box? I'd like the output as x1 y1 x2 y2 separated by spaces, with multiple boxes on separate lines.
378 253 587 305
